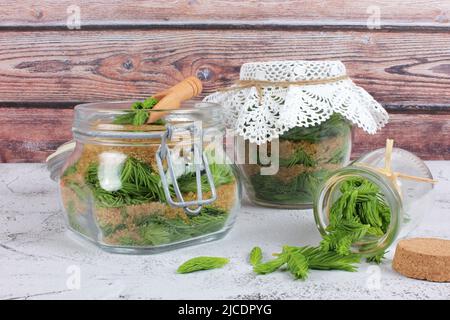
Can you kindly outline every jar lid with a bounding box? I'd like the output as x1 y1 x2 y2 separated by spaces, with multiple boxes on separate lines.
204 60 388 144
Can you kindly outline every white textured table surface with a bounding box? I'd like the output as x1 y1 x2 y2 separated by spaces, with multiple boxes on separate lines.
0 162 449 300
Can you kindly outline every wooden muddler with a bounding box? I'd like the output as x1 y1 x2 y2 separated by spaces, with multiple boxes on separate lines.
147 76 203 123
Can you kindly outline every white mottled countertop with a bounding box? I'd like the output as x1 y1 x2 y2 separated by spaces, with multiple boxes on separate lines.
0 162 449 300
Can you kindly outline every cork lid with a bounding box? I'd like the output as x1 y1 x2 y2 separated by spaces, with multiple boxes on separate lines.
399 238 450 256
393 238 450 282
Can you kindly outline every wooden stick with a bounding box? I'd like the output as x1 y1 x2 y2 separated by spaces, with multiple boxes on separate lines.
147 76 203 124
384 138 394 172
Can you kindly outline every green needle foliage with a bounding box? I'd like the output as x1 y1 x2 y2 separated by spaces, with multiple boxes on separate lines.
62 163 78 177
107 206 229 246
253 256 287 275
85 157 169 207
280 113 351 143
280 148 317 168
320 177 391 258
283 246 361 272
249 247 263 266
366 250 387 264
250 245 361 280
84 151 234 208
113 97 165 125
177 162 235 193
177 256 229 274
327 147 347 164
247 177 390 280
67 181 87 201
66 200 85 234
247 113 350 207
250 170 329 204
139 222 171 245
286 249 309 280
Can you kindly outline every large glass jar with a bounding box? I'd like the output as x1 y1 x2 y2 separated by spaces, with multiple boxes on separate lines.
203 60 388 210
314 146 435 256
47 101 241 254
237 114 352 208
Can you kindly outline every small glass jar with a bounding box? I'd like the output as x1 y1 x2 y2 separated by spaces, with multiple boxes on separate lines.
47 101 241 254
238 114 353 209
314 146 435 256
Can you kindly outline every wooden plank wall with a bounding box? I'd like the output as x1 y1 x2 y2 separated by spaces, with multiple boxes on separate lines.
0 0 449 162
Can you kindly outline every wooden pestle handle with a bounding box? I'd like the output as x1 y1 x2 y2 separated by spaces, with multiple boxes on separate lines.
147 76 203 123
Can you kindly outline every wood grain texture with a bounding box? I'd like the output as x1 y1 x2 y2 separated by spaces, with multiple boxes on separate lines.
352 113 450 160
1 1 449 29
0 29 449 108
0 108 72 163
1 108 448 162
1 1 449 161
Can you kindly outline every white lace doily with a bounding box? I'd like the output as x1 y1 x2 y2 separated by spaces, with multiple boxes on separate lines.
204 60 388 144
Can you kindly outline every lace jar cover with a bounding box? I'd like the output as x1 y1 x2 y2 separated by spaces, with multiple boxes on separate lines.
204 60 388 144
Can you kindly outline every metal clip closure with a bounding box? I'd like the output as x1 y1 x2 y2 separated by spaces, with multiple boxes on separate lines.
156 124 217 215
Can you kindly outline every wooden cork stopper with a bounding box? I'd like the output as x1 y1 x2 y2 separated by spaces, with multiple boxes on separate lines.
392 238 450 282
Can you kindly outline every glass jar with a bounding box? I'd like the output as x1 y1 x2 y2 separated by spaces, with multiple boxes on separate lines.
47 101 241 254
204 60 388 210
238 114 352 209
314 146 435 256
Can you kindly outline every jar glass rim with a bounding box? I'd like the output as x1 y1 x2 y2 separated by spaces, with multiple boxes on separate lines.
72 100 224 140
74 100 222 114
